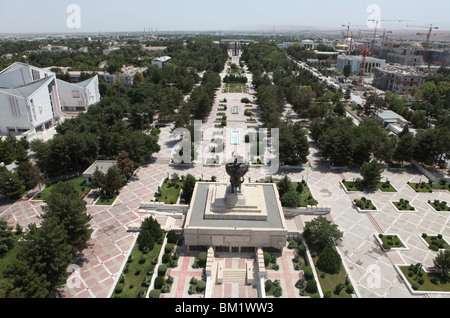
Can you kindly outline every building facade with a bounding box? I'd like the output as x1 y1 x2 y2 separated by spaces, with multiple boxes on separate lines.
337 55 386 75
0 62 100 136
372 65 426 95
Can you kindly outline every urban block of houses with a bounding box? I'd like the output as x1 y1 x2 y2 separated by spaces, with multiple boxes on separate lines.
0 62 100 137
372 64 426 95
151 56 172 68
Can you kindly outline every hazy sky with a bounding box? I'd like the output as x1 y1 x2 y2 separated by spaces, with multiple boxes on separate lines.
0 0 449 33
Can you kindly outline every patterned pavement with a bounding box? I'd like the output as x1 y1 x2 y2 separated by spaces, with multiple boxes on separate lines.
1 52 449 299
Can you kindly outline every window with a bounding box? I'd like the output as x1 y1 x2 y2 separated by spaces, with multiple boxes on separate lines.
72 90 81 98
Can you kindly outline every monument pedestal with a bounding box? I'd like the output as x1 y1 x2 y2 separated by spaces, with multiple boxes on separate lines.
205 184 267 220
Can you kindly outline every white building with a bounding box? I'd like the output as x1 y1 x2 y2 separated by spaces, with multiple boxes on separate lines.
0 76 61 136
57 76 100 112
151 56 171 68
301 40 317 50
0 62 100 136
337 55 386 75
372 64 426 95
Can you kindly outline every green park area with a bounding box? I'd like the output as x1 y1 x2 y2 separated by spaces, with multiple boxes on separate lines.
343 180 397 192
32 176 91 201
379 234 406 249
400 264 450 292
408 181 450 193
222 83 247 93
155 178 184 205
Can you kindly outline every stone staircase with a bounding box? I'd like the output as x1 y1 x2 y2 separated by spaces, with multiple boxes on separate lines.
222 269 247 283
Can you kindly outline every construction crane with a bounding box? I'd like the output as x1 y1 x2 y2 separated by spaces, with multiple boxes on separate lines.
341 23 367 39
368 18 411 56
381 29 393 46
353 43 371 84
407 24 439 60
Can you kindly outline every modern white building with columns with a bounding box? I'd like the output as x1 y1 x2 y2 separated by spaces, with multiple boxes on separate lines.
0 62 100 137
337 55 386 75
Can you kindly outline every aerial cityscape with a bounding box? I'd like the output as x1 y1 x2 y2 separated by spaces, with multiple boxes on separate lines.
0 0 449 306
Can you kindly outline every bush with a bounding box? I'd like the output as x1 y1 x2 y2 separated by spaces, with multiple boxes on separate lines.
429 244 440 251
198 252 207 266
166 230 178 246
297 244 306 255
346 285 354 294
411 283 420 291
162 253 171 264
166 275 174 284
281 190 301 208
190 277 198 285
264 252 271 267
430 276 440 285
115 284 123 294
196 280 206 292
165 243 174 254
317 248 342 274
324 290 333 298
305 279 317 293
334 283 344 294
154 276 165 289
158 264 167 276
295 278 306 290
149 290 160 298
161 284 171 293
265 279 273 292
303 266 313 280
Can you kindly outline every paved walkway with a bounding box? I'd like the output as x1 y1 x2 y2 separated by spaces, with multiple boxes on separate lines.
2 50 449 299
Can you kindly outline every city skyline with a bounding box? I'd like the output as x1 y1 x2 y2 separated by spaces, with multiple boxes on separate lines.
1 0 450 34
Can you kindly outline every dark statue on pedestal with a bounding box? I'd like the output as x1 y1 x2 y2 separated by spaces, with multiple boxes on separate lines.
225 155 249 194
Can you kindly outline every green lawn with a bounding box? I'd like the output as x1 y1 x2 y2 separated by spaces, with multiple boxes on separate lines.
293 182 318 207
222 83 248 93
111 240 163 298
428 200 450 212
423 235 450 250
33 176 91 201
343 181 397 192
393 200 415 211
155 179 183 204
400 266 450 292
379 234 405 249
408 182 450 193
95 196 117 205
354 198 377 210
312 253 353 298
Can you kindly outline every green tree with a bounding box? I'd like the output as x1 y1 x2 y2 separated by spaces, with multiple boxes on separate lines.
303 216 343 251
181 174 196 204
0 218 14 256
277 175 294 198
281 190 301 208
42 182 92 253
343 64 351 79
433 250 450 280
103 165 125 197
0 168 24 200
393 127 416 164
360 160 384 189
117 150 134 180
317 247 342 274
17 219 73 290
